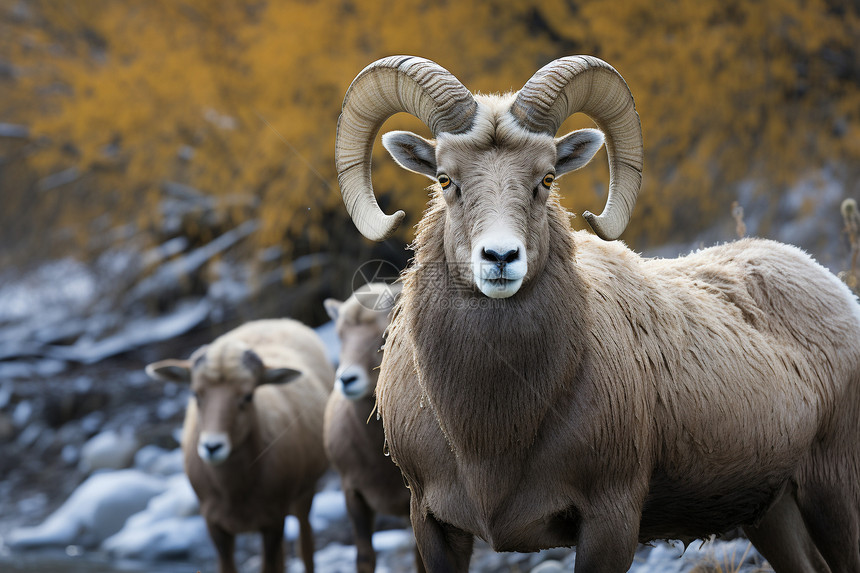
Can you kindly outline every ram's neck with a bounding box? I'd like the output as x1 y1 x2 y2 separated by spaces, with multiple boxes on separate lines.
401 197 588 457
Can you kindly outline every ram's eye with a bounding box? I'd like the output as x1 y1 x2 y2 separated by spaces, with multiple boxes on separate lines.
542 173 555 188
437 174 451 189
241 392 253 405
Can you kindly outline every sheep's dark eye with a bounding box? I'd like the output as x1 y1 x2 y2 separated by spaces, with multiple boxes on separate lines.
240 392 253 407
437 174 451 189
542 173 555 188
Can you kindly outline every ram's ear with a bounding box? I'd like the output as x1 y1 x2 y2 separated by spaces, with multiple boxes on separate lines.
324 298 343 322
260 367 303 386
382 131 437 179
555 128 605 178
145 359 192 383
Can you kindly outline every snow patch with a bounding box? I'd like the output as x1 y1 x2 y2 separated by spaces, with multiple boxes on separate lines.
7 470 166 549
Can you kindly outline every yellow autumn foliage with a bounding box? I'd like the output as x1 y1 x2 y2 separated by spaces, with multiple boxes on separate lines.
1 0 858 260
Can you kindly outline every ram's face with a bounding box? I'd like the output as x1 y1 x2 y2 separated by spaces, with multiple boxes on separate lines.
188 353 259 466
433 132 556 298
145 342 301 466
383 106 604 299
325 295 392 400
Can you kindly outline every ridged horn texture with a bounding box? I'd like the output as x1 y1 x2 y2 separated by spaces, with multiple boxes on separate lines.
511 56 643 241
335 56 478 241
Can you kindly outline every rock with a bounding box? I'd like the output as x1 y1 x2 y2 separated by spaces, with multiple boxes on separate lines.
133 445 170 473
15 423 42 448
102 475 205 560
0 412 15 441
60 443 79 465
8 469 166 549
306 542 356 573
528 547 573 568
147 474 199 518
16 493 48 519
102 514 209 561
12 400 32 427
80 411 105 434
0 382 12 408
531 560 565 573
155 397 184 421
371 528 414 552
79 429 139 473
309 489 348 529
148 448 184 476
284 516 299 541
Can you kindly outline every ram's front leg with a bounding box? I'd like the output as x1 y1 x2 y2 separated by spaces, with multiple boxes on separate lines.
410 494 473 573
206 520 238 573
344 488 377 573
574 504 641 573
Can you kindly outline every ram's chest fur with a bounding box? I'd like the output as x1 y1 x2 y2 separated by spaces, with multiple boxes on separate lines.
399 197 585 457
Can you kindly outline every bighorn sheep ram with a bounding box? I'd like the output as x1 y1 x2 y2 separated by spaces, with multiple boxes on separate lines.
146 319 334 573
322 283 425 573
334 55 860 572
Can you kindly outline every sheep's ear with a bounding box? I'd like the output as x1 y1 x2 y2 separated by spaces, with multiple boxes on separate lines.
145 359 192 383
382 131 437 179
324 298 342 322
260 367 303 386
554 128 605 178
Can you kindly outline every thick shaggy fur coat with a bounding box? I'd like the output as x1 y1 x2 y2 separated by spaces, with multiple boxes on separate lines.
181 319 334 573
378 191 860 570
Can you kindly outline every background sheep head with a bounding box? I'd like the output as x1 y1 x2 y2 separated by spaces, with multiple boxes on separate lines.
146 340 301 465
325 282 399 398
336 55 643 298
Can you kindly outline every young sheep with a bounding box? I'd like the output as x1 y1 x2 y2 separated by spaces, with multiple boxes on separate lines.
146 319 334 573
334 55 860 572
322 283 425 573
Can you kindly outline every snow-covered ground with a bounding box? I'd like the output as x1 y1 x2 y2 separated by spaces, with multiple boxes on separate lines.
1 441 772 572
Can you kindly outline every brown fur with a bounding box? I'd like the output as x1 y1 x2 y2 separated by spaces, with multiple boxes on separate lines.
375 108 860 571
323 284 425 572
150 319 334 573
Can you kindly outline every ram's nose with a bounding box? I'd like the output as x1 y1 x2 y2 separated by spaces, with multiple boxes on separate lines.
335 365 371 400
472 232 527 298
482 247 520 266
198 432 231 465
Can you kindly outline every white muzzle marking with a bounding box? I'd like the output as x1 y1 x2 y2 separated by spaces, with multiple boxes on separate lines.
198 432 231 465
335 365 372 400
471 232 527 299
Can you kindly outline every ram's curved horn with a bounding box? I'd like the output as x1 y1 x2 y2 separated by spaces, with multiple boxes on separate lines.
510 56 643 241
335 56 478 241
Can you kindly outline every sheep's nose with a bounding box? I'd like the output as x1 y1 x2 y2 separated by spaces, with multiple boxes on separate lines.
340 374 359 387
204 442 223 455
482 247 519 265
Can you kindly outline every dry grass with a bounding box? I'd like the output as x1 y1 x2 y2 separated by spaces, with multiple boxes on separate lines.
689 540 773 573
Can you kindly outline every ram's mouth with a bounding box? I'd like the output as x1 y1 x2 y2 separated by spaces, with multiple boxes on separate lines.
477 276 523 299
